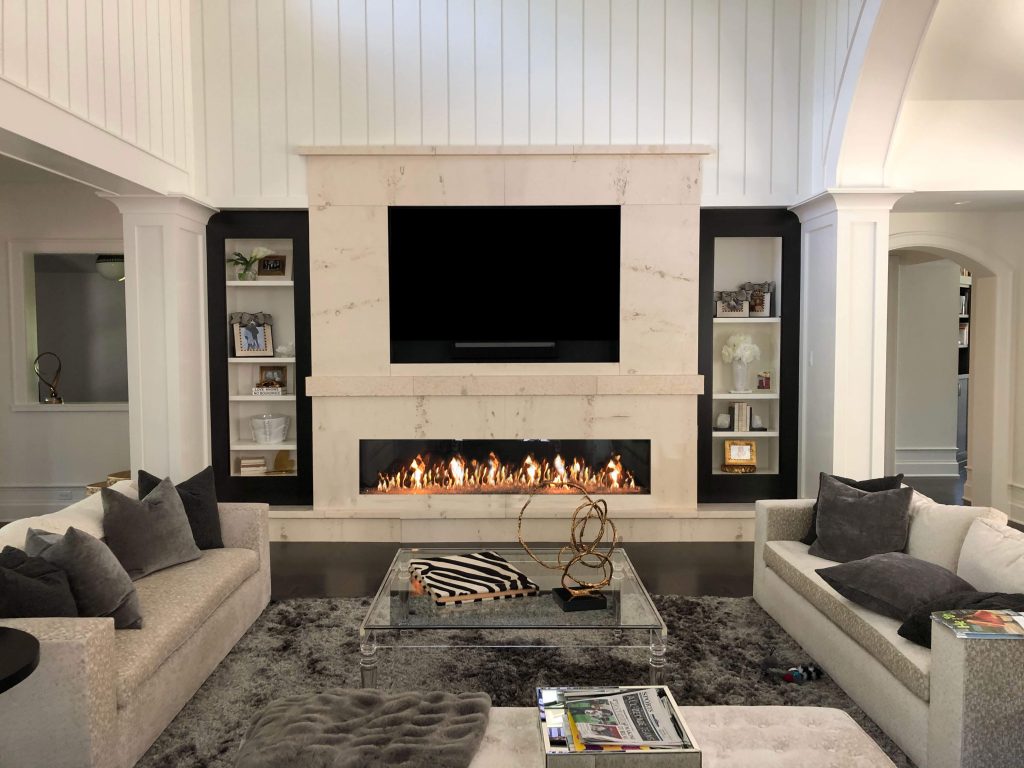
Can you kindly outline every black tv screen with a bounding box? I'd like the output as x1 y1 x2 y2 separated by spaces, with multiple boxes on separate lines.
388 206 621 363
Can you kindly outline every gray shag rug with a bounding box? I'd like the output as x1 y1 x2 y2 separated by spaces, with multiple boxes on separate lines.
139 596 913 768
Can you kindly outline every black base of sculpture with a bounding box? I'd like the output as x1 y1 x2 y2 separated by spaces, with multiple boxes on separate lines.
552 588 607 612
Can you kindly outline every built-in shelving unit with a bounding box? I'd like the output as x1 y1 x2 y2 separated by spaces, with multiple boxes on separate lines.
207 212 312 505
698 209 800 501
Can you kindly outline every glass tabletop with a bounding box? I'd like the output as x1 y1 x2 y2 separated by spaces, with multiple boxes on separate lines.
360 547 665 634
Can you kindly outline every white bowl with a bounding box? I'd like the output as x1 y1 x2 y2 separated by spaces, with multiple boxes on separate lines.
250 414 290 444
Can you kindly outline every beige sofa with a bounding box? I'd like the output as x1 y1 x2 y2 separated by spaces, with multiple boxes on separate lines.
0 492 270 768
754 495 1024 768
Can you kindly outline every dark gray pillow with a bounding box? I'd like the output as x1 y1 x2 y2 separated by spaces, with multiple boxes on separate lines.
898 590 1024 647
817 552 975 621
138 466 223 550
808 475 912 563
102 478 201 580
0 546 78 619
25 528 142 629
801 473 904 545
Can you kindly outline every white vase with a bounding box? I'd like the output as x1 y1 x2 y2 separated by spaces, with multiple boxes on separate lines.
731 360 751 393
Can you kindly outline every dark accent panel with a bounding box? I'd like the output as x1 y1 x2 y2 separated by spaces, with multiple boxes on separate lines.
206 211 313 505
697 208 801 502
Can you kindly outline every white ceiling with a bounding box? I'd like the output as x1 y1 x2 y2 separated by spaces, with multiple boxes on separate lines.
907 0 1024 100
893 190 1024 212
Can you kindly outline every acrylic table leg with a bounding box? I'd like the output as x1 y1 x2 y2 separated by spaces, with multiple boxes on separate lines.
649 631 667 685
360 631 379 688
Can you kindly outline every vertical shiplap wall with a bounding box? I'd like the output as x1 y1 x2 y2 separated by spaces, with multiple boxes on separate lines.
0 0 192 173
194 0 829 207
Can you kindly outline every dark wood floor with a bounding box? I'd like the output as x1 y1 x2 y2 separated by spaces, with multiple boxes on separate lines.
270 541 755 600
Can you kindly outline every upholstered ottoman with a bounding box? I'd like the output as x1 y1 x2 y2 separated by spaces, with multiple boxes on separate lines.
471 706 897 768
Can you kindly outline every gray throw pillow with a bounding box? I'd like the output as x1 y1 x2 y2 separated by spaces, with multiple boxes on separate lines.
808 474 912 563
0 545 78 619
817 552 976 620
25 528 142 629
138 466 223 550
102 478 201 580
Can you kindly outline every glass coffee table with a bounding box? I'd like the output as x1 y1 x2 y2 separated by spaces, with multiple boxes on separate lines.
358 547 667 688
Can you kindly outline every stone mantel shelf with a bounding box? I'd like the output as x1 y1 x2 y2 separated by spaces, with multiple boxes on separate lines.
297 144 714 157
306 374 703 397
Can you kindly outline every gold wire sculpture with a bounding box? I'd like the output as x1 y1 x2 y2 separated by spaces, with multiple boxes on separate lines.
517 480 620 598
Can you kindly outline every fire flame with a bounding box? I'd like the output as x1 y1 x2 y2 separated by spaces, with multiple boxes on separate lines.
371 451 640 494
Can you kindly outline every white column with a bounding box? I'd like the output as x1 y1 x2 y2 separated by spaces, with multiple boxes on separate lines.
791 190 906 495
99 194 217 480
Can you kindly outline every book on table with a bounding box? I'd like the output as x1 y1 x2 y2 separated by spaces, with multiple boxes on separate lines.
537 686 701 765
932 609 1024 639
408 551 540 606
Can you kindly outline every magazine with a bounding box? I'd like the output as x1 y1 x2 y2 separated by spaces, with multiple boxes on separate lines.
564 688 685 748
932 609 1024 639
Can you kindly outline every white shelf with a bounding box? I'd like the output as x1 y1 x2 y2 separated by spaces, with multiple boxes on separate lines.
713 317 781 324
230 441 297 451
712 467 780 476
711 431 779 438
226 280 294 287
712 392 779 400
229 395 296 402
228 357 296 364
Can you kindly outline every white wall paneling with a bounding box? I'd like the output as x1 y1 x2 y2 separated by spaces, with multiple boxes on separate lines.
193 0 822 207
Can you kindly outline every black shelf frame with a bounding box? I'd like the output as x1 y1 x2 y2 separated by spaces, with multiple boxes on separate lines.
697 208 801 502
206 210 313 505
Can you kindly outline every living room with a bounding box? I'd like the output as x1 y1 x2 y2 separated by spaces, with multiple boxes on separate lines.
1 1 1023 767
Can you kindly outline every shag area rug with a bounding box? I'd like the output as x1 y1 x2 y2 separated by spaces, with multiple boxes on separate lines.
139 596 913 768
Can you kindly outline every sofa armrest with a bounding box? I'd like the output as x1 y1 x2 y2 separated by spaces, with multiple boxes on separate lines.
218 502 270 564
755 499 815 545
928 624 1024 768
0 618 117 768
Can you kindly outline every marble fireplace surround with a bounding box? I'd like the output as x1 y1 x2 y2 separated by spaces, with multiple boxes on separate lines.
297 145 741 542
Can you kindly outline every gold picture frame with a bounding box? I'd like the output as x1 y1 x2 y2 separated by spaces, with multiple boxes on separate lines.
723 439 757 467
258 364 288 389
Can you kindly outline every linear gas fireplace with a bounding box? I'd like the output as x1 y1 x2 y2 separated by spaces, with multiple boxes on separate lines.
360 439 651 495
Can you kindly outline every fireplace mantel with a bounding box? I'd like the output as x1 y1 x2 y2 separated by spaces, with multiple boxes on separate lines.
306 374 703 397
298 144 713 157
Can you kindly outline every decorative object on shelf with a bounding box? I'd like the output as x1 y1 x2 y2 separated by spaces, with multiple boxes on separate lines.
275 342 295 357
250 413 290 444
230 311 275 357
257 253 287 276
265 450 296 476
258 365 288 391
33 352 63 404
743 281 775 317
715 289 750 318
722 439 757 473
757 370 773 390
751 414 766 431
518 481 619 612
721 334 760 393
95 254 125 282
239 457 267 475
252 385 284 396
227 249 263 281
714 413 732 431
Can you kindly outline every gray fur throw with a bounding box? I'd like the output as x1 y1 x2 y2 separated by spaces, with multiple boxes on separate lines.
235 689 492 768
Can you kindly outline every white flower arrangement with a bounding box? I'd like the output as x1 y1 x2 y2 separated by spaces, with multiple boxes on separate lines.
721 334 761 364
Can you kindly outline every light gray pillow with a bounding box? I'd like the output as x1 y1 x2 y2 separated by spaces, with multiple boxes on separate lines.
808 474 912 563
101 478 201 580
817 552 976 620
26 527 142 629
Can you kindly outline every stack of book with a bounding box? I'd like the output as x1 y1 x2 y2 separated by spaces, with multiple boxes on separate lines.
538 686 701 765
730 402 752 432
238 457 267 476
408 551 540 607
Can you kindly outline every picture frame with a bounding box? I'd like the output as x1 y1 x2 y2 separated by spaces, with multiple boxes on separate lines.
258 364 288 390
723 439 757 467
257 254 287 277
232 322 274 357
715 290 750 318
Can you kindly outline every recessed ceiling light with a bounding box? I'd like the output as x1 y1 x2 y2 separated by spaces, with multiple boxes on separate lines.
953 200 972 206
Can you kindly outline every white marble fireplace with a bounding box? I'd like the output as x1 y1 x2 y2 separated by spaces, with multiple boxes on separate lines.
295 145 740 543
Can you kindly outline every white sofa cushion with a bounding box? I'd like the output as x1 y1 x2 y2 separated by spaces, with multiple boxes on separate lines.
0 481 138 550
957 517 1024 593
905 492 1006 572
764 540 932 701
115 547 258 709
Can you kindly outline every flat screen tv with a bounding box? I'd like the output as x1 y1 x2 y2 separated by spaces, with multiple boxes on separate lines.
388 206 621 363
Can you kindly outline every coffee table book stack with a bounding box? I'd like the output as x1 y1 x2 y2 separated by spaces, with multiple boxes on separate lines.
538 686 701 767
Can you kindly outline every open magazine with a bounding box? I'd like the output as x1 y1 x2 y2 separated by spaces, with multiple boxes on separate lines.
932 609 1024 639
564 688 684 748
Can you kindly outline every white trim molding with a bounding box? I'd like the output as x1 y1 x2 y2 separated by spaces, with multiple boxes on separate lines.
894 446 960 477
0 485 85 522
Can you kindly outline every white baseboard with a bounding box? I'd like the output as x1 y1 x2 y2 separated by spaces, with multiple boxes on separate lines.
894 447 960 477
0 486 86 521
